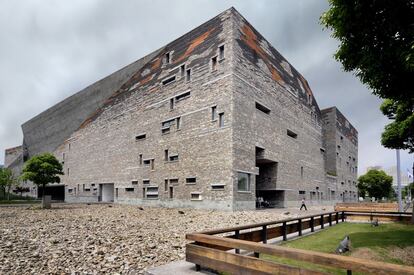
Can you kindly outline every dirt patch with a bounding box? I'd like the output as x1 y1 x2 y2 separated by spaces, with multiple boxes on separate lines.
350 248 382 262
388 246 414 266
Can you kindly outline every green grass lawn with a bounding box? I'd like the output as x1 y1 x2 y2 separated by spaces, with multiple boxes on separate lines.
261 222 414 274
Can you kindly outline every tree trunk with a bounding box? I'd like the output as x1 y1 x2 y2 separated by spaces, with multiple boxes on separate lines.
42 183 46 209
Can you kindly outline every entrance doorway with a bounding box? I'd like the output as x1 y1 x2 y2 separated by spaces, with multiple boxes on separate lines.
99 183 114 202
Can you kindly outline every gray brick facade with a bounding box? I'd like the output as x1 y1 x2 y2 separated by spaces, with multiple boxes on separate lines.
6 8 358 210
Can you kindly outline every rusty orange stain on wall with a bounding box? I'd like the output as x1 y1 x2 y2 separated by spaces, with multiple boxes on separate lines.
151 58 161 70
299 74 313 98
241 24 284 85
175 28 216 64
139 74 154 86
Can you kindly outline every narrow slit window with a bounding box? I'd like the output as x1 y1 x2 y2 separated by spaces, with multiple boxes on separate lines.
139 154 143 165
162 76 176 86
136 134 146 140
211 56 217 71
219 113 224 127
170 98 174 110
164 150 169 161
169 155 179 162
212 106 217 121
287 129 297 139
175 91 190 101
255 102 271 114
186 69 191 81
180 64 185 77
125 188 134 192
164 179 168 192
219 45 225 59
151 159 154 170
176 117 181 130
211 184 225 190
165 52 171 64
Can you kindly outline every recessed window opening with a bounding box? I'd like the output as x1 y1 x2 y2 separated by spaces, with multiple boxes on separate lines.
186 69 191 81
176 117 181 130
186 177 196 184
146 187 159 199
180 64 185 77
211 56 218 71
237 172 250 192
162 76 176 86
164 179 168 192
169 154 179 162
125 188 134 192
165 52 171 64
191 193 201 200
67 168 70 176
143 180 150 185
164 150 169 161
287 129 297 139
84 188 90 192
211 106 217 121
169 178 179 185
136 134 146 140
300 166 304 179
255 102 270 114
219 45 225 59
175 91 190 101
219 113 224 127
211 184 225 190
170 98 174 110
143 159 151 166
132 180 138 185
299 190 306 195
139 154 143 165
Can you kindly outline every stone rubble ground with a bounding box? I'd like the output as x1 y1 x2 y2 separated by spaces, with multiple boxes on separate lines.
0 203 332 274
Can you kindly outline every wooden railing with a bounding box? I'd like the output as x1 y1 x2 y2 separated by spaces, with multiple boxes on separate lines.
186 211 414 275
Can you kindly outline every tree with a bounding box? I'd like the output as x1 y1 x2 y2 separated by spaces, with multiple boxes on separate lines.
358 169 393 200
321 0 414 152
21 153 63 208
0 167 18 200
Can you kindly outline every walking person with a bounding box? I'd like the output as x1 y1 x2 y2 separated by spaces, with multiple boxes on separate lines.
300 198 307 211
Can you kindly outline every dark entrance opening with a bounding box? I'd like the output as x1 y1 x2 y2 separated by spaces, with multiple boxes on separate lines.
255 146 284 208
37 185 65 201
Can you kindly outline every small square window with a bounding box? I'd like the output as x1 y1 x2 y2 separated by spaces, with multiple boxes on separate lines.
186 177 196 184
125 188 134 192
191 193 202 200
132 180 138 185
143 180 150 185
169 155 179 162
255 102 270 114
287 129 297 139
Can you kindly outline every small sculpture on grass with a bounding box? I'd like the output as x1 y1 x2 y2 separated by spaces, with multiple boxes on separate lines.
336 236 351 254
21 153 63 209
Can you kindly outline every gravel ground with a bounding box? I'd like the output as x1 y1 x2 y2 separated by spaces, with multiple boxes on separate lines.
0 203 332 274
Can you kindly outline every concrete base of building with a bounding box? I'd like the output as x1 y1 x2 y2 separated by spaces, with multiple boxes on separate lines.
116 198 234 211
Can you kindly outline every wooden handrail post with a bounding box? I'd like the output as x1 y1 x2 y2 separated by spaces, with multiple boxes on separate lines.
336 212 339 224
196 264 201 271
329 213 332 226
320 215 324 229
347 269 352 274
282 222 287 241
342 211 345 222
298 219 302 236
235 230 240 254
310 216 314 232
262 225 267 244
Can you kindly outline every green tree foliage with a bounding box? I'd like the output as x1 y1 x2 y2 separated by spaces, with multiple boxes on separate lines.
358 169 393 199
321 0 414 152
0 167 18 200
21 153 63 207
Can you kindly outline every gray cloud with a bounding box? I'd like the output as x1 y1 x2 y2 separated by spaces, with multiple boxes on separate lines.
0 0 412 174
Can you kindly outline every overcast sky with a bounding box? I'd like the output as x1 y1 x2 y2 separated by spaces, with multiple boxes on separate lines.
0 0 412 175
